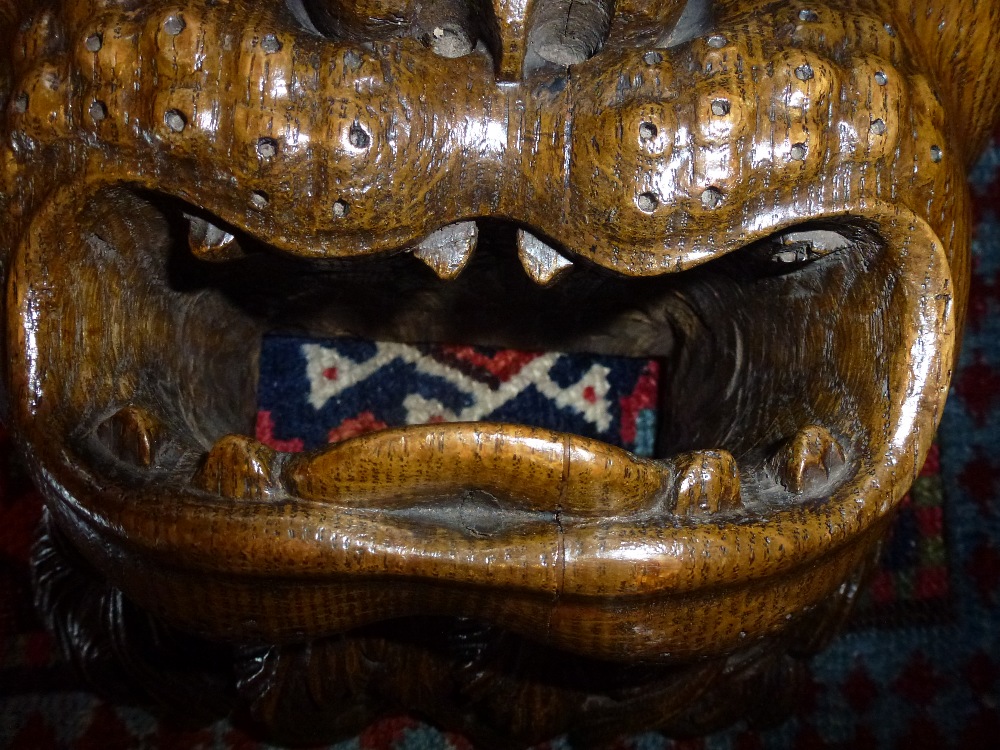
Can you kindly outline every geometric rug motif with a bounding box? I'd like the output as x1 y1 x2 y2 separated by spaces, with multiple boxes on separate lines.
257 335 660 456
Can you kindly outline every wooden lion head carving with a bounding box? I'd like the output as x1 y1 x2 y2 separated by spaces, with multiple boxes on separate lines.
1 0 998 745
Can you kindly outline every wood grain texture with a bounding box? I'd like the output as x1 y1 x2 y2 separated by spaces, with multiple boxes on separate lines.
1 0 997 744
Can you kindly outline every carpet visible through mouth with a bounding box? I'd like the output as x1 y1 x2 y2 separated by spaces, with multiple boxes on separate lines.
255 334 661 456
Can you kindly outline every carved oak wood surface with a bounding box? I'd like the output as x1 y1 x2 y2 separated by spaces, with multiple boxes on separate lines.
1 0 999 745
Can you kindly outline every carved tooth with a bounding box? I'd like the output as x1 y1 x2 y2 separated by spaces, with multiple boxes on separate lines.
773 425 847 495
193 435 277 500
673 449 742 517
517 229 573 286
781 229 851 257
96 405 163 468
412 221 478 280
186 214 244 262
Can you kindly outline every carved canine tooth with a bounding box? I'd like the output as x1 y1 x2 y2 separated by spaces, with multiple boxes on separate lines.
773 425 847 495
185 214 243 262
517 229 574 286
193 435 277 501
412 221 478 280
673 449 742 517
95 405 163 467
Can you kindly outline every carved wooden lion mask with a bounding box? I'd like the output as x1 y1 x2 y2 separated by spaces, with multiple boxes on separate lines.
1 0 998 745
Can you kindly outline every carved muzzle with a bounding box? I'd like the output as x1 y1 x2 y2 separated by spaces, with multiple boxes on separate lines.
0 0 979 673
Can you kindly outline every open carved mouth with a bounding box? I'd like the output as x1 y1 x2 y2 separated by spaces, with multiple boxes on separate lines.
1 0 959 671
10 183 954 661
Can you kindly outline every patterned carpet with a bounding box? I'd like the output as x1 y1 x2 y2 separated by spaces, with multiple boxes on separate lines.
3 144 1000 748
256 337 660 455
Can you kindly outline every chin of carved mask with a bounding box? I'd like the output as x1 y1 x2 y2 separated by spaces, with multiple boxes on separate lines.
0 0 994 744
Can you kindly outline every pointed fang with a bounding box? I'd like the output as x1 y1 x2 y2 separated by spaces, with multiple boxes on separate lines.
186 214 243 262
412 221 478 280
96 405 163 468
517 229 574 286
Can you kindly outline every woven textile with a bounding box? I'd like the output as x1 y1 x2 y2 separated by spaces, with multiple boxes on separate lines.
256 336 660 455
3 137 1000 747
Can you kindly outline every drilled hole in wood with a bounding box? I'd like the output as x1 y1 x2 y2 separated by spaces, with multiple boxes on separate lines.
85 33 102 52
333 199 350 218
257 138 278 159
637 192 658 212
89 101 107 122
250 191 269 209
701 187 724 209
164 109 186 133
261 34 282 53
639 122 658 141
349 124 370 149
643 51 663 65
711 99 731 116
163 15 185 36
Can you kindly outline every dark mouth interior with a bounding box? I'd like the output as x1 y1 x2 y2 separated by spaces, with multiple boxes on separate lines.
40 186 904 515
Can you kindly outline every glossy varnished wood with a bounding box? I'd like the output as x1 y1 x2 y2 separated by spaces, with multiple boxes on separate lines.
1 0 998 745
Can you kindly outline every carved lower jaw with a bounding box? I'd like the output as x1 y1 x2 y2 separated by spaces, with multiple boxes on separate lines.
11 186 953 661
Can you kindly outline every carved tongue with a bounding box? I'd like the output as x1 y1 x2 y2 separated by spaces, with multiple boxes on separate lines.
281 422 669 516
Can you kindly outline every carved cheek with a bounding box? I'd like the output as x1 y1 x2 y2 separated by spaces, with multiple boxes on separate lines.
752 51 842 168
571 99 679 221
6 63 68 140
